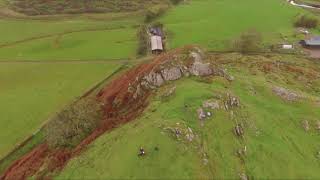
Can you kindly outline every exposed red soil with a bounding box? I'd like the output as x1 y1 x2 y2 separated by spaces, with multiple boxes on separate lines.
0 144 49 180
1 47 191 180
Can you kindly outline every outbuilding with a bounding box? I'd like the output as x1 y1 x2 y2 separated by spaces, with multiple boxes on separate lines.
151 35 163 54
301 36 320 48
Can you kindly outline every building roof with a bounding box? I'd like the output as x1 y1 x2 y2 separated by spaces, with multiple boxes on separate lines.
151 35 163 51
304 36 320 46
150 27 163 37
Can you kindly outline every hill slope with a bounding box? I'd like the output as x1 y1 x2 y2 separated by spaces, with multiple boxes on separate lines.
58 51 320 179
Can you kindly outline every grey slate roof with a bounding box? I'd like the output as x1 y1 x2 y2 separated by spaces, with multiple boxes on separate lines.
305 36 320 46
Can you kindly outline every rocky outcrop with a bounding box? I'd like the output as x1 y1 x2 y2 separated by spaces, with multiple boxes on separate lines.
189 62 213 76
272 86 301 102
161 67 182 81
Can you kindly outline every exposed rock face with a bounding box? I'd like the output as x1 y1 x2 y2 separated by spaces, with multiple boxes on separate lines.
143 71 164 87
272 86 301 102
161 67 182 81
189 63 213 76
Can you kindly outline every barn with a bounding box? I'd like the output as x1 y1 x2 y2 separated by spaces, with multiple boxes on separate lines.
151 35 163 54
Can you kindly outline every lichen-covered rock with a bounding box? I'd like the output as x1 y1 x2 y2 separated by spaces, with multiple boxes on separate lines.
144 71 164 87
203 99 220 110
161 67 182 81
189 63 213 76
272 86 301 102
190 51 203 62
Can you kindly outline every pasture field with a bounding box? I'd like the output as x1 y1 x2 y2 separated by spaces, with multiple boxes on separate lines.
58 54 320 179
0 28 137 60
0 62 122 159
160 0 305 50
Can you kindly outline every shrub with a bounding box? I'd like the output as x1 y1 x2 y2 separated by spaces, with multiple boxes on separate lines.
136 25 149 56
170 0 183 5
45 98 102 148
233 29 263 54
144 6 167 23
294 15 318 28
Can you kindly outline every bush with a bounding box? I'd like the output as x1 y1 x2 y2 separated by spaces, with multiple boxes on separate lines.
294 15 318 28
170 0 183 5
136 25 149 56
144 6 167 23
45 98 102 148
233 29 263 54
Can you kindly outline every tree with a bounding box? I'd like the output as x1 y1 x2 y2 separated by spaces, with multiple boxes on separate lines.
45 98 103 148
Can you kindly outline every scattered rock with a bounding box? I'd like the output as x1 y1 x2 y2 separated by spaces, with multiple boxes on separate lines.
161 67 182 81
239 173 248 180
237 146 247 158
203 99 220 110
213 68 234 81
272 86 301 102
315 121 320 132
186 127 194 142
234 124 244 137
225 94 240 110
197 108 206 120
133 84 144 99
144 71 164 87
302 120 310 132
163 86 176 97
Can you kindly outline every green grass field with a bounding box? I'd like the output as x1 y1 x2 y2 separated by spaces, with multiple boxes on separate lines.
160 0 304 50
0 62 121 159
0 12 142 61
0 28 137 60
58 54 320 179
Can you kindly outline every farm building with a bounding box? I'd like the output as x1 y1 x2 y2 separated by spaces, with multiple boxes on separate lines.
151 35 163 54
301 36 320 48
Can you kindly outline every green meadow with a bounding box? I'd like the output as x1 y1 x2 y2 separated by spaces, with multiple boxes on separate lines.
161 0 304 50
58 54 320 179
0 62 121 158
0 28 137 60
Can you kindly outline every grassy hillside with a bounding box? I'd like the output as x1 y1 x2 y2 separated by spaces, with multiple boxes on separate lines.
58 54 320 179
0 62 121 159
8 0 168 15
160 0 304 50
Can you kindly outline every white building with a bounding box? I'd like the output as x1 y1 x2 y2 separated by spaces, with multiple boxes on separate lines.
151 35 163 54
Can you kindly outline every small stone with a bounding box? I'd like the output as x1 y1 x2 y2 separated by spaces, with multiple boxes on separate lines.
239 173 248 180
197 108 206 120
302 120 310 132
203 99 220 110
234 124 244 137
